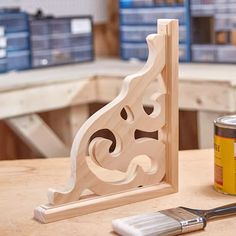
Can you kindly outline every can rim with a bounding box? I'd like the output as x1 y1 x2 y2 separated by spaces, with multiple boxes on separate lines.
214 115 236 129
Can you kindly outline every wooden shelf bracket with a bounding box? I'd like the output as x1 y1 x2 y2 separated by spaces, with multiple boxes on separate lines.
34 19 179 223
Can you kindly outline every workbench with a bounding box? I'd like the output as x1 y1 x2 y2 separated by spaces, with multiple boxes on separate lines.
0 149 236 235
0 59 236 158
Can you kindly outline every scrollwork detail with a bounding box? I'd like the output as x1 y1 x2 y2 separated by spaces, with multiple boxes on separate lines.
48 32 168 206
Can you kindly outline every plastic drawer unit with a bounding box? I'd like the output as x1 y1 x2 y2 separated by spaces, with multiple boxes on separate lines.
50 34 92 49
120 25 187 43
0 59 7 73
120 26 156 42
70 34 93 47
119 0 190 62
32 50 52 67
71 45 93 62
6 32 29 51
190 3 215 16
31 36 50 51
120 8 185 25
217 46 236 63
30 20 49 35
120 0 154 8
7 50 30 70
121 42 187 62
32 49 73 67
30 16 94 68
179 44 188 61
49 19 71 34
121 43 148 60
215 14 231 31
50 35 71 49
0 12 28 33
32 46 93 67
191 44 216 62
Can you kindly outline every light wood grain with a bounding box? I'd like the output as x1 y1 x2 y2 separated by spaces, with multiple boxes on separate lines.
6 114 69 158
0 79 96 120
34 19 179 223
1 149 236 236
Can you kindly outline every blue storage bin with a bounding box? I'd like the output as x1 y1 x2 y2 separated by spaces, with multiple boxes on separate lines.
51 48 72 64
31 36 50 50
32 45 93 67
121 42 187 61
215 14 230 31
6 32 29 51
32 50 52 67
70 34 93 47
49 19 71 34
120 0 154 8
7 50 30 70
120 8 185 25
179 26 187 43
230 16 236 28
0 59 7 73
217 45 236 63
120 25 186 43
121 43 148 60
190 3 214 16
50 35 71 49
72 45 93 62
191 44 216 62
120 26 156 42
30 20 49 35
0 12 28 33
32 48 73 67
179 44 188 61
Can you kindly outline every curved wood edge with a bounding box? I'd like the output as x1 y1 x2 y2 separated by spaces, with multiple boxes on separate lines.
47 22 168 205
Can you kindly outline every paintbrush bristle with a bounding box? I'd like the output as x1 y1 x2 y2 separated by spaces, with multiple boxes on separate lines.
112 207 205 236
112 212 181 236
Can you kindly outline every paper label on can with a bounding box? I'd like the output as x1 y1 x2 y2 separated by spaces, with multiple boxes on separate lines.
214 135 236 194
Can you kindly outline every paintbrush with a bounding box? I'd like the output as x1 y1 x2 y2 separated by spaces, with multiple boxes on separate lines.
112 203 236 236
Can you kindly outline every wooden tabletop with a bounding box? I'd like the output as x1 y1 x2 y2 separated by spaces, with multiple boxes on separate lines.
0 149 236 235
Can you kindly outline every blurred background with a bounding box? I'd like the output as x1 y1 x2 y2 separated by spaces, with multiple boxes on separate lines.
0 0 235 160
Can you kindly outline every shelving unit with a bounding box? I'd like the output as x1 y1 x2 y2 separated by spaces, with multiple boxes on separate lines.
30 16 94 68
191 0 236 63
0 9 31 73
119 0 191 62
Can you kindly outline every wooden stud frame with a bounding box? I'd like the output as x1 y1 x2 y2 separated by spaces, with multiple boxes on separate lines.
34 19 179 223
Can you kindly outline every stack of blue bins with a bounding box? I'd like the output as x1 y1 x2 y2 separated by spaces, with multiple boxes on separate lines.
0 9 31 73
30 16 94 68
119 0 191 62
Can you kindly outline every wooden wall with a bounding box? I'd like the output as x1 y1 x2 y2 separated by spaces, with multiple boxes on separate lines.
93 0 119 57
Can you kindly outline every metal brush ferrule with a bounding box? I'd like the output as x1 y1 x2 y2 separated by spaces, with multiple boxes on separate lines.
161 207 206 234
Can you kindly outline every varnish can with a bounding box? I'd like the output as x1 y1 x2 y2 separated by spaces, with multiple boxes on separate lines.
214 115 236 195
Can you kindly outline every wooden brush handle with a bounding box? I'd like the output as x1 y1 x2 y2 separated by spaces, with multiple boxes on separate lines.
203 203 236 220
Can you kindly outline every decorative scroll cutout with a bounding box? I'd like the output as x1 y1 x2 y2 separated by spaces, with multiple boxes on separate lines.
34 19 179 223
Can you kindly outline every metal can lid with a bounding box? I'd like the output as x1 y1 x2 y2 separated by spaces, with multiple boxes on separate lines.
215 115 236 129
